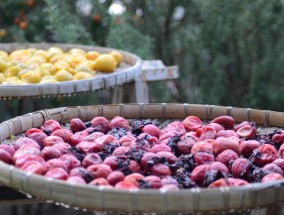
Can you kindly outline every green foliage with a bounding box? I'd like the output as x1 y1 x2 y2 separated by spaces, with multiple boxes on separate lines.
106 18 154 59
44 0 92 44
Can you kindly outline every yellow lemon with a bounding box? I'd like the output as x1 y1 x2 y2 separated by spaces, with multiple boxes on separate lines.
17 69 31 79
21 70 41 84
109 50 123 65
31 55 47 64
94 54 117 73
6 77 21 85
34 50 50 61
27 48 37 55
54 69 73 82
86 51 100 61
0 73 5 83
49 54 64 64
54 60 70 70
66 54 86 68
40 63 57 75
75 63 92 73
73 71 93 80
0 50 8 59
69 48 85 55
5 66 21 77
37 68 50 77
40 75 58 84
0 59 8 73
47 47 64 55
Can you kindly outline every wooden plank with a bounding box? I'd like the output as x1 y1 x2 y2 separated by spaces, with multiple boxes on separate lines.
141 60 179 81
112 60 179 103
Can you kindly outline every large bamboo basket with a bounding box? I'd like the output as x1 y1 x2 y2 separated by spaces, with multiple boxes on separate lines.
0 103 284 214
0 43 142 99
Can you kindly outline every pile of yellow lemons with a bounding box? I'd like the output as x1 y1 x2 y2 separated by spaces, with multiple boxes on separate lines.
0 47 123 85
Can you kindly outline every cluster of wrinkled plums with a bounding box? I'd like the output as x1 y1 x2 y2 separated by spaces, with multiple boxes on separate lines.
1 115 284 190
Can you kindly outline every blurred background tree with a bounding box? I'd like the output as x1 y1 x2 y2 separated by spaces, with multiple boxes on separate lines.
0 0 284 122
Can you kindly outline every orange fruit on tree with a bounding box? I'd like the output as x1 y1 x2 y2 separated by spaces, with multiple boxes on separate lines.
19 21 28 30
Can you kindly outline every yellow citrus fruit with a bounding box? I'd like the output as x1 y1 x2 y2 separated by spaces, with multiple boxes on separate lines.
17 69 31 79
31 55 47 64
94 54 117 73
37 68 50 77
21 70 41 84
27 48 37 55
109 50 123 65
0 59 8 72
0 50 8 59
69 48 85 55
54 60 70 71
6 77 21 85
66 54 86 68
49 54 64 64
5 66 21 77
73 71 93 80
40 63 57 75
0 73 5 83
40 75 58 84
86 51 100 61
34 50 50 61
75 64 92 73
54 69 73 82
47 47 64 55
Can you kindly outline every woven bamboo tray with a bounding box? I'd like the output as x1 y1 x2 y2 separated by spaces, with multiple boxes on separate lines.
0 43 142 99
0 103 284 214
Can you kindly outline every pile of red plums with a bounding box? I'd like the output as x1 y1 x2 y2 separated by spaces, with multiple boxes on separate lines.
1 115 284 191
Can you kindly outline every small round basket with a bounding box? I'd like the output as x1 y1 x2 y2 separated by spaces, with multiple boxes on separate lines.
0 103 284 215
0 43 142 99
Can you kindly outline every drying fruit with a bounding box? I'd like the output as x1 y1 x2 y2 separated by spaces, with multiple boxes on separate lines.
87 163 112 178
109 50 123 65
41 146 62 160
216 149 239 167
211 116 235 130
107 170 125 185
44 167 68 180
21 161 45 175
183 116 203 132
67 176 87 185
251 144 277 167
94 54 117 73
0 149 13 164
212 137 241 155
0 47 124 85
231 158 250 178
3 114 284 191
41 120 62 134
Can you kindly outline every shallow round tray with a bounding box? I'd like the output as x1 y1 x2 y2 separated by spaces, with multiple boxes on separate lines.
0 103 284 214
0 43 142 99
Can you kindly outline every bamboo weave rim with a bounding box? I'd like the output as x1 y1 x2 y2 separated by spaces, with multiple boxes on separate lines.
0 43 142 99
0 103 284 213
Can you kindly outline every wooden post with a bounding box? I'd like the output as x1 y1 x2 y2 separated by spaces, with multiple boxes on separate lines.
112 60 179 103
